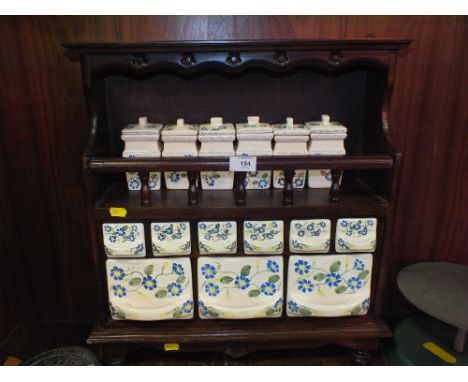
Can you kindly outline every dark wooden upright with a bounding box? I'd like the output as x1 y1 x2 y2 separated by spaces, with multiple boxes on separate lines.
64 39 410 364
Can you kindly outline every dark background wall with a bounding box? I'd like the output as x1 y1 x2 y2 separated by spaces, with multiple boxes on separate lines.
0 16 466 342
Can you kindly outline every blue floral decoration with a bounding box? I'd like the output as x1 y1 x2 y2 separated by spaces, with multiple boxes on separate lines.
198 301 209 316
234 275 251 290
110 266 125 281
298 278 314 293
274 298 283 312
261 282 277 296
258 179 269 188
201 264 217 279
172 263 184 275
182 300 193 314
347 276 363 291
205 282 220 297
325 272 342 287
167 282 183 296
288 300 299 313
142 276 157 291
267 260 280 273
361 297 370 312
129 178 141 189
112 285 127 298
353 259 365 271
294 259 311 275
104 225 112 233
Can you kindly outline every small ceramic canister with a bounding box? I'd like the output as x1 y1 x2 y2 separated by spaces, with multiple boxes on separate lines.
161 119 199 190
272 117 309 189
235 116 273 190
306 114 347 188
199 117 235 190
121 117 163 191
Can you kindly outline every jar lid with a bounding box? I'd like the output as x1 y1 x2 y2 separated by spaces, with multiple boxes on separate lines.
306 114 347 134
272 117 309 136
121 117 163 136
236 116 272 134
161 118 198 137
199 117 235 136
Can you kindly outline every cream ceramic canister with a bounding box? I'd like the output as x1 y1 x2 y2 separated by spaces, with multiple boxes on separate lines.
236 116 273 190
121 117 163 191
198 117 235 190
272 117 309 189
161 119 199 190
306 114 347 189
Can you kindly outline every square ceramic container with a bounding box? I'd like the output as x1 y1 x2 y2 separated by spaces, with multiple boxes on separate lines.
272 117 310 155
197 256 283 319
162 119 199 190
306 114 347 156
335 218 377 253
307 169 338 189
236 116 273 156
199 117 235 190
286 254 372 317
151 222 191 256
273 170 307 189
102 223 146 257
121 117 162 191
198 221 237 255
289 219 331 253
243 220 284 254
107 258 194 320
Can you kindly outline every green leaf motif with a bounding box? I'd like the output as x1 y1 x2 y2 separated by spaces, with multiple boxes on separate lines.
241 265 251 277
155 289 167 298
350 305 362 315
176 275 186 284
220 276 234 284
299 307 313 316
172 307 183 318
144 264 154 276
208 308 219 318
268 275 280 283
248 289 261 297
358 270 370 280
335 285 347 294
329 261 341 273
313 273 326 281
128 277 141 286
265 307 276 316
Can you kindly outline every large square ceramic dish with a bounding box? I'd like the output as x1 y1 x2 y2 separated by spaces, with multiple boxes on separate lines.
243 220 284 254
286 254 372 317
198 221 237 254
273 170 306 189
336 218 377 253
197 256 283 319
102 223 146 257
289 219 331 253
151 222 191 256
107 258 194 320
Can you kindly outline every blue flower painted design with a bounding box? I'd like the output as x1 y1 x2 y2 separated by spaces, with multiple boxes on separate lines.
142 276 157 291
298 230 305 237
234 275 250 290
130 243 144 255
112 285 127 298
294 259 311 275
129 178 141 189
361 297 370 312
258 179 269 188
274 298 283 312
169 172 181 183
172 263 184 275
288 300 300 313
110 266 125 280
325 272 342 287
182 300 193 314
353 259 365 271
298 278 314 293
205 282 220 297
198 301 209 316
201 264 217 279
261 282 277 296
293 177 304 187
267 260 280 273
347 277 363 291
167 282 183 296
104 225 112 233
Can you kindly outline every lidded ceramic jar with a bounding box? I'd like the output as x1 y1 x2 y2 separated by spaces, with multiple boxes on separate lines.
121 116 163 191
306 114 347 189
272 117 309 189
235 116 273 190
161 118 199 190
199 117 235 190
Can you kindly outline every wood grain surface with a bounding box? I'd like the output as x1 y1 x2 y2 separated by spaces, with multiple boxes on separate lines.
0 16 466 342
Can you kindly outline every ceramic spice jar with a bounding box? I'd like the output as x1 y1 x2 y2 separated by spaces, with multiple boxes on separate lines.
161 118 199 190
272 117 309 189
235 116 273 190
121 117 163 191
198 117 235 190
306 114 347 189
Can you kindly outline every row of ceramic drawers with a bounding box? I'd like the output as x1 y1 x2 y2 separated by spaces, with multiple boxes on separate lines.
107 254 372 320
126 169 335 190
103 218 377 257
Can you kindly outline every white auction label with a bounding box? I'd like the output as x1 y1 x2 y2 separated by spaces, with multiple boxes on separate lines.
229 156 257 172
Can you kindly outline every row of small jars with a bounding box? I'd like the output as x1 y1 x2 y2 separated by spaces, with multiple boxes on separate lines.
122 115 347 191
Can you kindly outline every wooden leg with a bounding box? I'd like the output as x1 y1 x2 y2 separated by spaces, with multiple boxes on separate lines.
454 328 466 352
351 349 372 366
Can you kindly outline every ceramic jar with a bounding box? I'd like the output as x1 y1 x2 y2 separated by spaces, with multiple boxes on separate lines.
236 116 273 189
306 114 347 188
121 117 163 191
199 117 235 190
161 119 199 190
272 117 309 189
